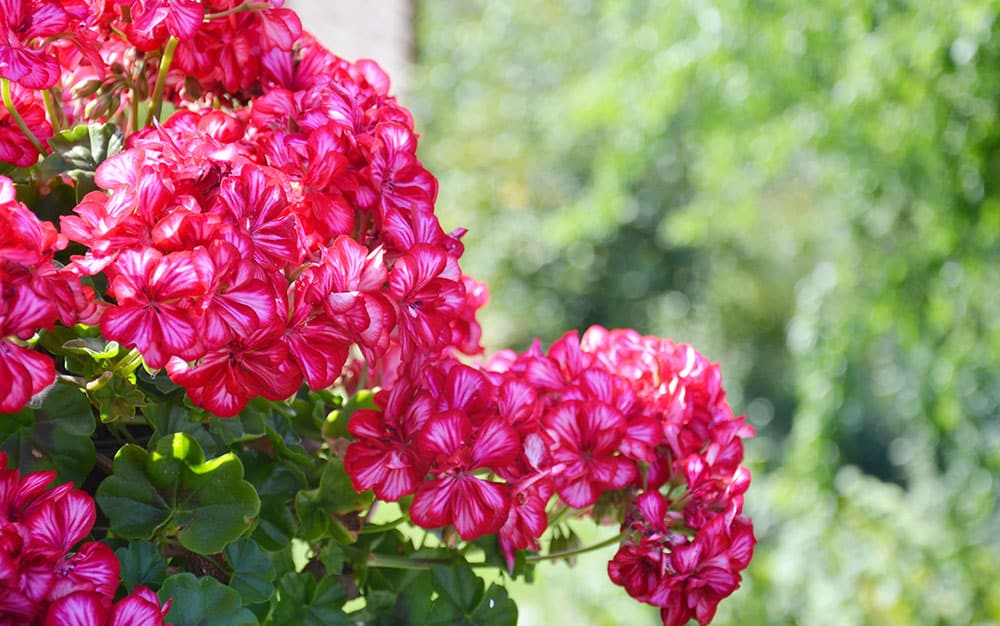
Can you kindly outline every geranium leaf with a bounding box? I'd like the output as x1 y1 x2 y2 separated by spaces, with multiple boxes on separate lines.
95 444 172 538
159 573 259 626
241 451 303 550
116 540 168 592
393 571 435 624
224 538 276 605
273 572 351 626
40 123 124 194
470 584 518 626
95 433 260 553
0 382 96 485
318 457 374 515
431 561 484 613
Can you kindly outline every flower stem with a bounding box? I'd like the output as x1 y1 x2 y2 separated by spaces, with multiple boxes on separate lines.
41 89 62 132
526 532 623 563
1 78 45 155
145 36 178 127
366 553 496 570
358 516 408 534
204 2 270 19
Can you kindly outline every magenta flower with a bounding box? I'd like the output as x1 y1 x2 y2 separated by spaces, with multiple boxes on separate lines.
1 176 95 413
100 248 205 370
410 411 519 540
42 585 171 626
166 327 300 417
0 454 127 623
0 81 51 167
0 0 67 89
545 400 637 508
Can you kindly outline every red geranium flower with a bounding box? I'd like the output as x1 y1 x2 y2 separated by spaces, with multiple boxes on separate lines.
409 411 519 540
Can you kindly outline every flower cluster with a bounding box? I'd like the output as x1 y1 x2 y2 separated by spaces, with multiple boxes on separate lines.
346 326 755 625
0 177 97 413
38 27 480 418
0 453 171 625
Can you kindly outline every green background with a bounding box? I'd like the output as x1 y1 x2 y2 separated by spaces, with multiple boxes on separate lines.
409 1 1000 624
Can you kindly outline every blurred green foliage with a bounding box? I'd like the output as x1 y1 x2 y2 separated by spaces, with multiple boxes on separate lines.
410 1 1000 624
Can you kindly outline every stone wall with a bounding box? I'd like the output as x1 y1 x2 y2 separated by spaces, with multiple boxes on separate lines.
284 0 414 96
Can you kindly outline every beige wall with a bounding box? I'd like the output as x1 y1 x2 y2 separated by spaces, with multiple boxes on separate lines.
285 0 413 96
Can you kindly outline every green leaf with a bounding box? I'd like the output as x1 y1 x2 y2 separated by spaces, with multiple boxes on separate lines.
159 573 259 626
40 123 124 194
61 337 122 360
208 410 266 447
273 572 351 626
242 451 303 550
294 488 331 541
253 497 298 551
0 382 96 485
96 434 260 553
224 538 276 605
116 540 168 592
318 457 373 515
319 542 345 575
94 445 172 538
431 561 485 613
144 403 217 457
322 389 374 440
393 571 435 625
470 584 518 626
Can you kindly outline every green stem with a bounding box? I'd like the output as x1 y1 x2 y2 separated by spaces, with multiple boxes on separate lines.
129 87 140 135
41 89 62 132
526 532 623 563
358 516 409 535
145 36 178 127
546 503 572 527
366 553 496 570
203 2 270 19
2 78 45 154
114 348 146 375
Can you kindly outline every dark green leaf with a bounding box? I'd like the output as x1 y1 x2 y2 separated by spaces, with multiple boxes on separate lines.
159 573 259 626
0 382 96 485
224 538 276 605
273 572 351 626
431 561 484 613
95 434 260 553
318 457 373 515
470 584 518 626
116 540 168 592
40 123 124 194
393 571 435 625
144 403 216 457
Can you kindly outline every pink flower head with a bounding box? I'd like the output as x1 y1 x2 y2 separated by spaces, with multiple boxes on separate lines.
544 400 637 508
0 81 51 167
0 0 68 89
0 453 122 622
43 585 171 626
1 176 95 413
410 411 519 541
344 382 433 501
100 248 206 369
166 325 299 417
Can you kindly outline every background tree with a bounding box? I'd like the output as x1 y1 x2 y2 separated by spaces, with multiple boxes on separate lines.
411 1 1000 623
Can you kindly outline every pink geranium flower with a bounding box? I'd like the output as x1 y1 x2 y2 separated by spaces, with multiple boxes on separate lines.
0 0 67 89
0 453 136 624
100 248 205 369
410 411 519 540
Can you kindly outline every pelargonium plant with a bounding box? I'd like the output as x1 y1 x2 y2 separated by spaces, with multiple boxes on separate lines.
0 2 755 625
